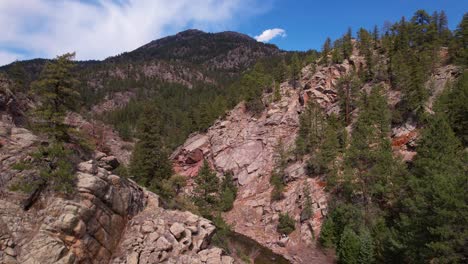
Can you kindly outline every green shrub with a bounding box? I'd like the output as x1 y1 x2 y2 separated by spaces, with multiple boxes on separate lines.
270 172 285 201
218 171 237 212
11 161 32 171
277 213 295 235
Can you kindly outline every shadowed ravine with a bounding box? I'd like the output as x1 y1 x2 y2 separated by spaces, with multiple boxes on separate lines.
225 232 290 264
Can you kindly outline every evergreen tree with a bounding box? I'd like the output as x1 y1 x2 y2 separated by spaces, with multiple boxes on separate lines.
290 53 302 89
396 114 468 263
130 105 173 192
336 72 361 125
31 53 79 141
322 37 332 64
193 160 220 210
273 81 282 102
277 213 296 235
345 85 399 207
372 25 379 44
449 13 468 65
271 138 289 200
295 101 326 155
219 171 237 212
8 61 28 92
332 39 345 63
358 228 375 264
320 217 337 248
437 10 451 44
314 115 342 174
338 227 361 264
435 71 468 146
300 185 313 221
357 28 374 81
17 53 81 194
343 28 354 60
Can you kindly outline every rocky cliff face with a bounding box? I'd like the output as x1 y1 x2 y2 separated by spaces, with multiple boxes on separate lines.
171 50 460 263
171 55 363 263
0 85 233 264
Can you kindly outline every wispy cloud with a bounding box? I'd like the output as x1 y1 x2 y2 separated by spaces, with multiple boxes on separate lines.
0 0 271 66
254 28 286 42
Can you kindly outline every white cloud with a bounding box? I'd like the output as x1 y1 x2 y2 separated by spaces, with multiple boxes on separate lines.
0 0 270 66
254 28 286 42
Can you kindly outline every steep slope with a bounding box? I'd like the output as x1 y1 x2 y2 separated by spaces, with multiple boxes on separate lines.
0 81 234 264
171 48 461 263
1 29 280 91
171 55 360 263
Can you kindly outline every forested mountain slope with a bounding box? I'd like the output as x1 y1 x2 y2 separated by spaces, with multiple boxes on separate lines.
0 9 466 264
169 10 468 264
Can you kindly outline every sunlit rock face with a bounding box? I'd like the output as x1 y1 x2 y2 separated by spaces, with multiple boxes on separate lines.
171 46 459 262
170 62 351 263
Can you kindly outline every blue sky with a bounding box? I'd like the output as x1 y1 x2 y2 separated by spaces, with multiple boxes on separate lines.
0 0 466 66
246 0 467 51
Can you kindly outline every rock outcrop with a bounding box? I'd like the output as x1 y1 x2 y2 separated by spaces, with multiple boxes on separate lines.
1 120 232 264
171 48 458 263
64 112 133 165
171 58 358 262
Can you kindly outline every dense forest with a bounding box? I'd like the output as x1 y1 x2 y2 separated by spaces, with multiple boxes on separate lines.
294 10 467 264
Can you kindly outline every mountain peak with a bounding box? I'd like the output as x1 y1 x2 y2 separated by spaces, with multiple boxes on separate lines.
176 29 205 36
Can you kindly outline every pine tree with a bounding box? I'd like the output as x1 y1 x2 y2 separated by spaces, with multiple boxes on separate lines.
358 228 375 264
277 213 296 235
320 217 337 248
219 171 237 212
357 28 374 81
345 85 402 209
193 160 220 209
315 115 341 174
295 101 326 155
273 81 281 102
322 37 332 64
435 71 468 146
449 13 468 65
372 25 379 45
300 185 313 221
397 114 467 263
332 39 345 63
31 53 79 141
271 138 289 200
338 227 361 264
19 53 81 194
130 105 173 192
437 11 451 45
336 72 361 125
290 53 302 89
343 28 354 60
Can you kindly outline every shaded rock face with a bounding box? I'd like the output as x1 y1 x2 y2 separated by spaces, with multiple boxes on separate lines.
91 91 136 116
0 77 28 126
64 112 133 165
